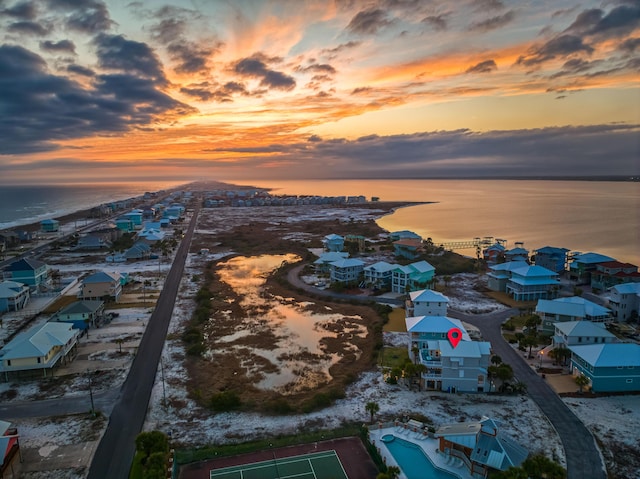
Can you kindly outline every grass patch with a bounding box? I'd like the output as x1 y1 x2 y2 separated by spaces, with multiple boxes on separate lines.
175 424 364 465
484 291 536 309
383 308 407 332
42 295 78 314
379 346 410 369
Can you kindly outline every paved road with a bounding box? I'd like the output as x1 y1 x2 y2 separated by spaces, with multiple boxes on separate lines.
86 206 200 479
450 308 606 479
0 388 119 419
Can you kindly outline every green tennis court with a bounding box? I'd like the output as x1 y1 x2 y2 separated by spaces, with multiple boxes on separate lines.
209 450 348 479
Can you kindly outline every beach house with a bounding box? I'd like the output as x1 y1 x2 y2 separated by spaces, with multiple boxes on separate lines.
405 289 449 317
505 265 559 302
393 238 423 259
329 258 365 284
536 297 612 334
0 281 30 313
483 242 505 266
2 258 49 291
533 246 569 273
487 261 528 292
313 252 349 273
608 283 640 321
551 321 617 351
40 218 59 233
569 343 640 392
0 322 80 380
389 230 421 241
363 261 396 289
50 300 105 331
322 234 344 252
504 242 529 263
391 260 435 293
590 261 640 292
567 252 615 284
435 417 528 478
80 271 123 302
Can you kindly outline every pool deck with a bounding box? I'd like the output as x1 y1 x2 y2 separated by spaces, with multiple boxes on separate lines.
369 426 473 479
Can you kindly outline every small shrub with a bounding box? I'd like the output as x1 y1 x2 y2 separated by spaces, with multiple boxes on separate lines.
210 391 241 412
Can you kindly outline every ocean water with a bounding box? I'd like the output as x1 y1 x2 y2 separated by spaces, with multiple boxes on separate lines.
0 182 187 230
229 179 640 265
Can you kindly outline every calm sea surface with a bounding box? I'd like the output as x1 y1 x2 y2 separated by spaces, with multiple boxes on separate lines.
0 182 187 230
230 179 640 265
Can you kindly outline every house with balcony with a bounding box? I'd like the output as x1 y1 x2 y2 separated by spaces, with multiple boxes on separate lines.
329 258 365 284
536 296 612 333
568 252 615 284
608 283 640 321
363 261 396 289
314 252 349 273
569 343 640 392
483 243 505 266
406 289 449 317
0 281 30 313
405 315 491 392
322 234 344 252
534 246 569 273
122 209 144 227
50 300 105 331
3 258 49 291
115 217 135 232
505 265 559 302
504 243 529 263
487 261 528 292
551 321 617 350
80 271 123 302
435 417 528 478
590 261 640 292
389 230 421 241
393 238 423 259
391 260 435 293
75 234 112 250
0 322 80 380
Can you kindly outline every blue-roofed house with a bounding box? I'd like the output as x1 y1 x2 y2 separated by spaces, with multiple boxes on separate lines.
568 252 615 284
329 258 365 284
0 280 30 313
504 243 529 263
435 417 528 478
506 265 559 302
80 271 123 302
0 322 80 380
406 316 493 392
122 209 143 227
551 321 617 350
487 261 528 292
363 261 396 289
40 218 59 233
50 300 105 331
124 241 152 260
536 296 612 333
389 230 421 241
115 217 135 232
608 283 640 321
3 258 49 291
313 252 349 273
322 234 344 252
569 343 640 392
406 289 449 317
534 246 570 273
391 260 435 293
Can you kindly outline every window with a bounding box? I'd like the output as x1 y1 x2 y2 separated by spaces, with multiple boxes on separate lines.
626 379 633 384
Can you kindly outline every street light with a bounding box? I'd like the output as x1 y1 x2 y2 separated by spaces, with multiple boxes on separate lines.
539 350 543 369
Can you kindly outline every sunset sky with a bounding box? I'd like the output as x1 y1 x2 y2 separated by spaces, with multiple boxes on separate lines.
0 0 638 183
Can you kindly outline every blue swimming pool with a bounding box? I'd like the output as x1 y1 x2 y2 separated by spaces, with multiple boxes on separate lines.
381 435 459 479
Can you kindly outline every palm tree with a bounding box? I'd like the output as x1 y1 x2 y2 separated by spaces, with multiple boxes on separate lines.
365 401 380 423
386 466 401 479
115 338 124 354
411 346 420 364
575 373 590 394
491 354 502 366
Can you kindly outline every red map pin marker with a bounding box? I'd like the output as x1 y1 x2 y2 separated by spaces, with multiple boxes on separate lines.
447 328 463 348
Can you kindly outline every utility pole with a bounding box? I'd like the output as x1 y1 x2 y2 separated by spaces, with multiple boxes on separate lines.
160 356 167 410
88 371 95 417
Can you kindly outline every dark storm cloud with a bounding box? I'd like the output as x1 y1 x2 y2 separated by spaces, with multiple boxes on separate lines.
0 44 194 154
1 1 37 19
47 0 113 33
67 63 94 76
516 35 594 67
7 20 50 35
619 37 640 52
94 33 167 84
346 8 392 35
421 14 448 31
466 60 497 74
166 40 219 74
234 56 295 91
566 4 640 39
470 11 515 32
40 39 76 53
